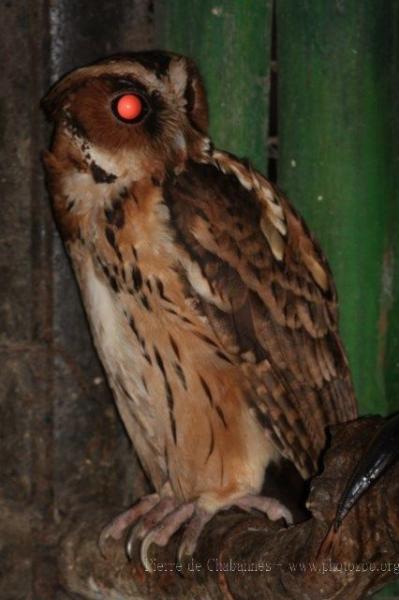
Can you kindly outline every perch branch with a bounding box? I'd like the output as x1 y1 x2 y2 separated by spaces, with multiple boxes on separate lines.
59 417 399 599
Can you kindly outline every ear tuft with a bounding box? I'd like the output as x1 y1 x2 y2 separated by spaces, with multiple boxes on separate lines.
169 56 209 134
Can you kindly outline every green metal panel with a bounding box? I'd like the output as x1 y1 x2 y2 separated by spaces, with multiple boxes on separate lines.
385 1 399 416
277 1 396 416
158 0 273 171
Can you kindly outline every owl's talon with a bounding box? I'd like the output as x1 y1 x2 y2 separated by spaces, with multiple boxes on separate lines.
98 493 160 557
140 531 158 572
126 528 136 561
125 495 178 559
138 502 195 570
177 507 213 562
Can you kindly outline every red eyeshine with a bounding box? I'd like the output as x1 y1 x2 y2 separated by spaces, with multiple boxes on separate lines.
115 94 143 121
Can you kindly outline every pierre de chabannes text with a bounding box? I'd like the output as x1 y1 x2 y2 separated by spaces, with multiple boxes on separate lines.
146 558 399 575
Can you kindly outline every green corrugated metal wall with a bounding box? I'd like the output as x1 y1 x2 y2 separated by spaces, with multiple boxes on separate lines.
159 0 398 417
159 0 273 169
159 2 398 596
277 2 396 418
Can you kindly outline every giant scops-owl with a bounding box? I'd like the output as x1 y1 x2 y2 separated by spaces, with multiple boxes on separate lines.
42 50 357 566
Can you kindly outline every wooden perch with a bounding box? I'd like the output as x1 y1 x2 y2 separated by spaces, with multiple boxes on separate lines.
58 417 399 599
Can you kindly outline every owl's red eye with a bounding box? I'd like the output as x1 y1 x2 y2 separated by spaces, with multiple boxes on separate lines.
112 94 146 123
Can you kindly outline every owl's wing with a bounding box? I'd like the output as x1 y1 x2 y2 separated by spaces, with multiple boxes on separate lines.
164 151 357 479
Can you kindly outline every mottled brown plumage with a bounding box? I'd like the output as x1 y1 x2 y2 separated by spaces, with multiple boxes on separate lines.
42 50 357 566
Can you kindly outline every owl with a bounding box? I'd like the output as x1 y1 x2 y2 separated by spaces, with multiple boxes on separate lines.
42 50 357 567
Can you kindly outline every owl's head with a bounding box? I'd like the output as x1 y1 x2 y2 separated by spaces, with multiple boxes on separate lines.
42 51 209 175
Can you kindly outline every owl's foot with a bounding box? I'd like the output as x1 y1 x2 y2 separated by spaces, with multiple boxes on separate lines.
127 500 213 571
100 493 292 570
99 493 160 556
129 494 292 572
136 502 197 570
177 494 293 562
126 495 182 557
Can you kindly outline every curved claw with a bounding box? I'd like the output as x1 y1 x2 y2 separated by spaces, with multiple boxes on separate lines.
177 507 213 562
140 530 158 572
126 528 137 561
139 503 195 570
126 496 178 560
98 493 159 557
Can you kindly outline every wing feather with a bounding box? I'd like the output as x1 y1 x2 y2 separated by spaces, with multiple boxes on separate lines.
164 154 357 479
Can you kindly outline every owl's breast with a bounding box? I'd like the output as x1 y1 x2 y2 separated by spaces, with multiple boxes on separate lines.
61 175 277 502
67 233 275 504
71 247 172 490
